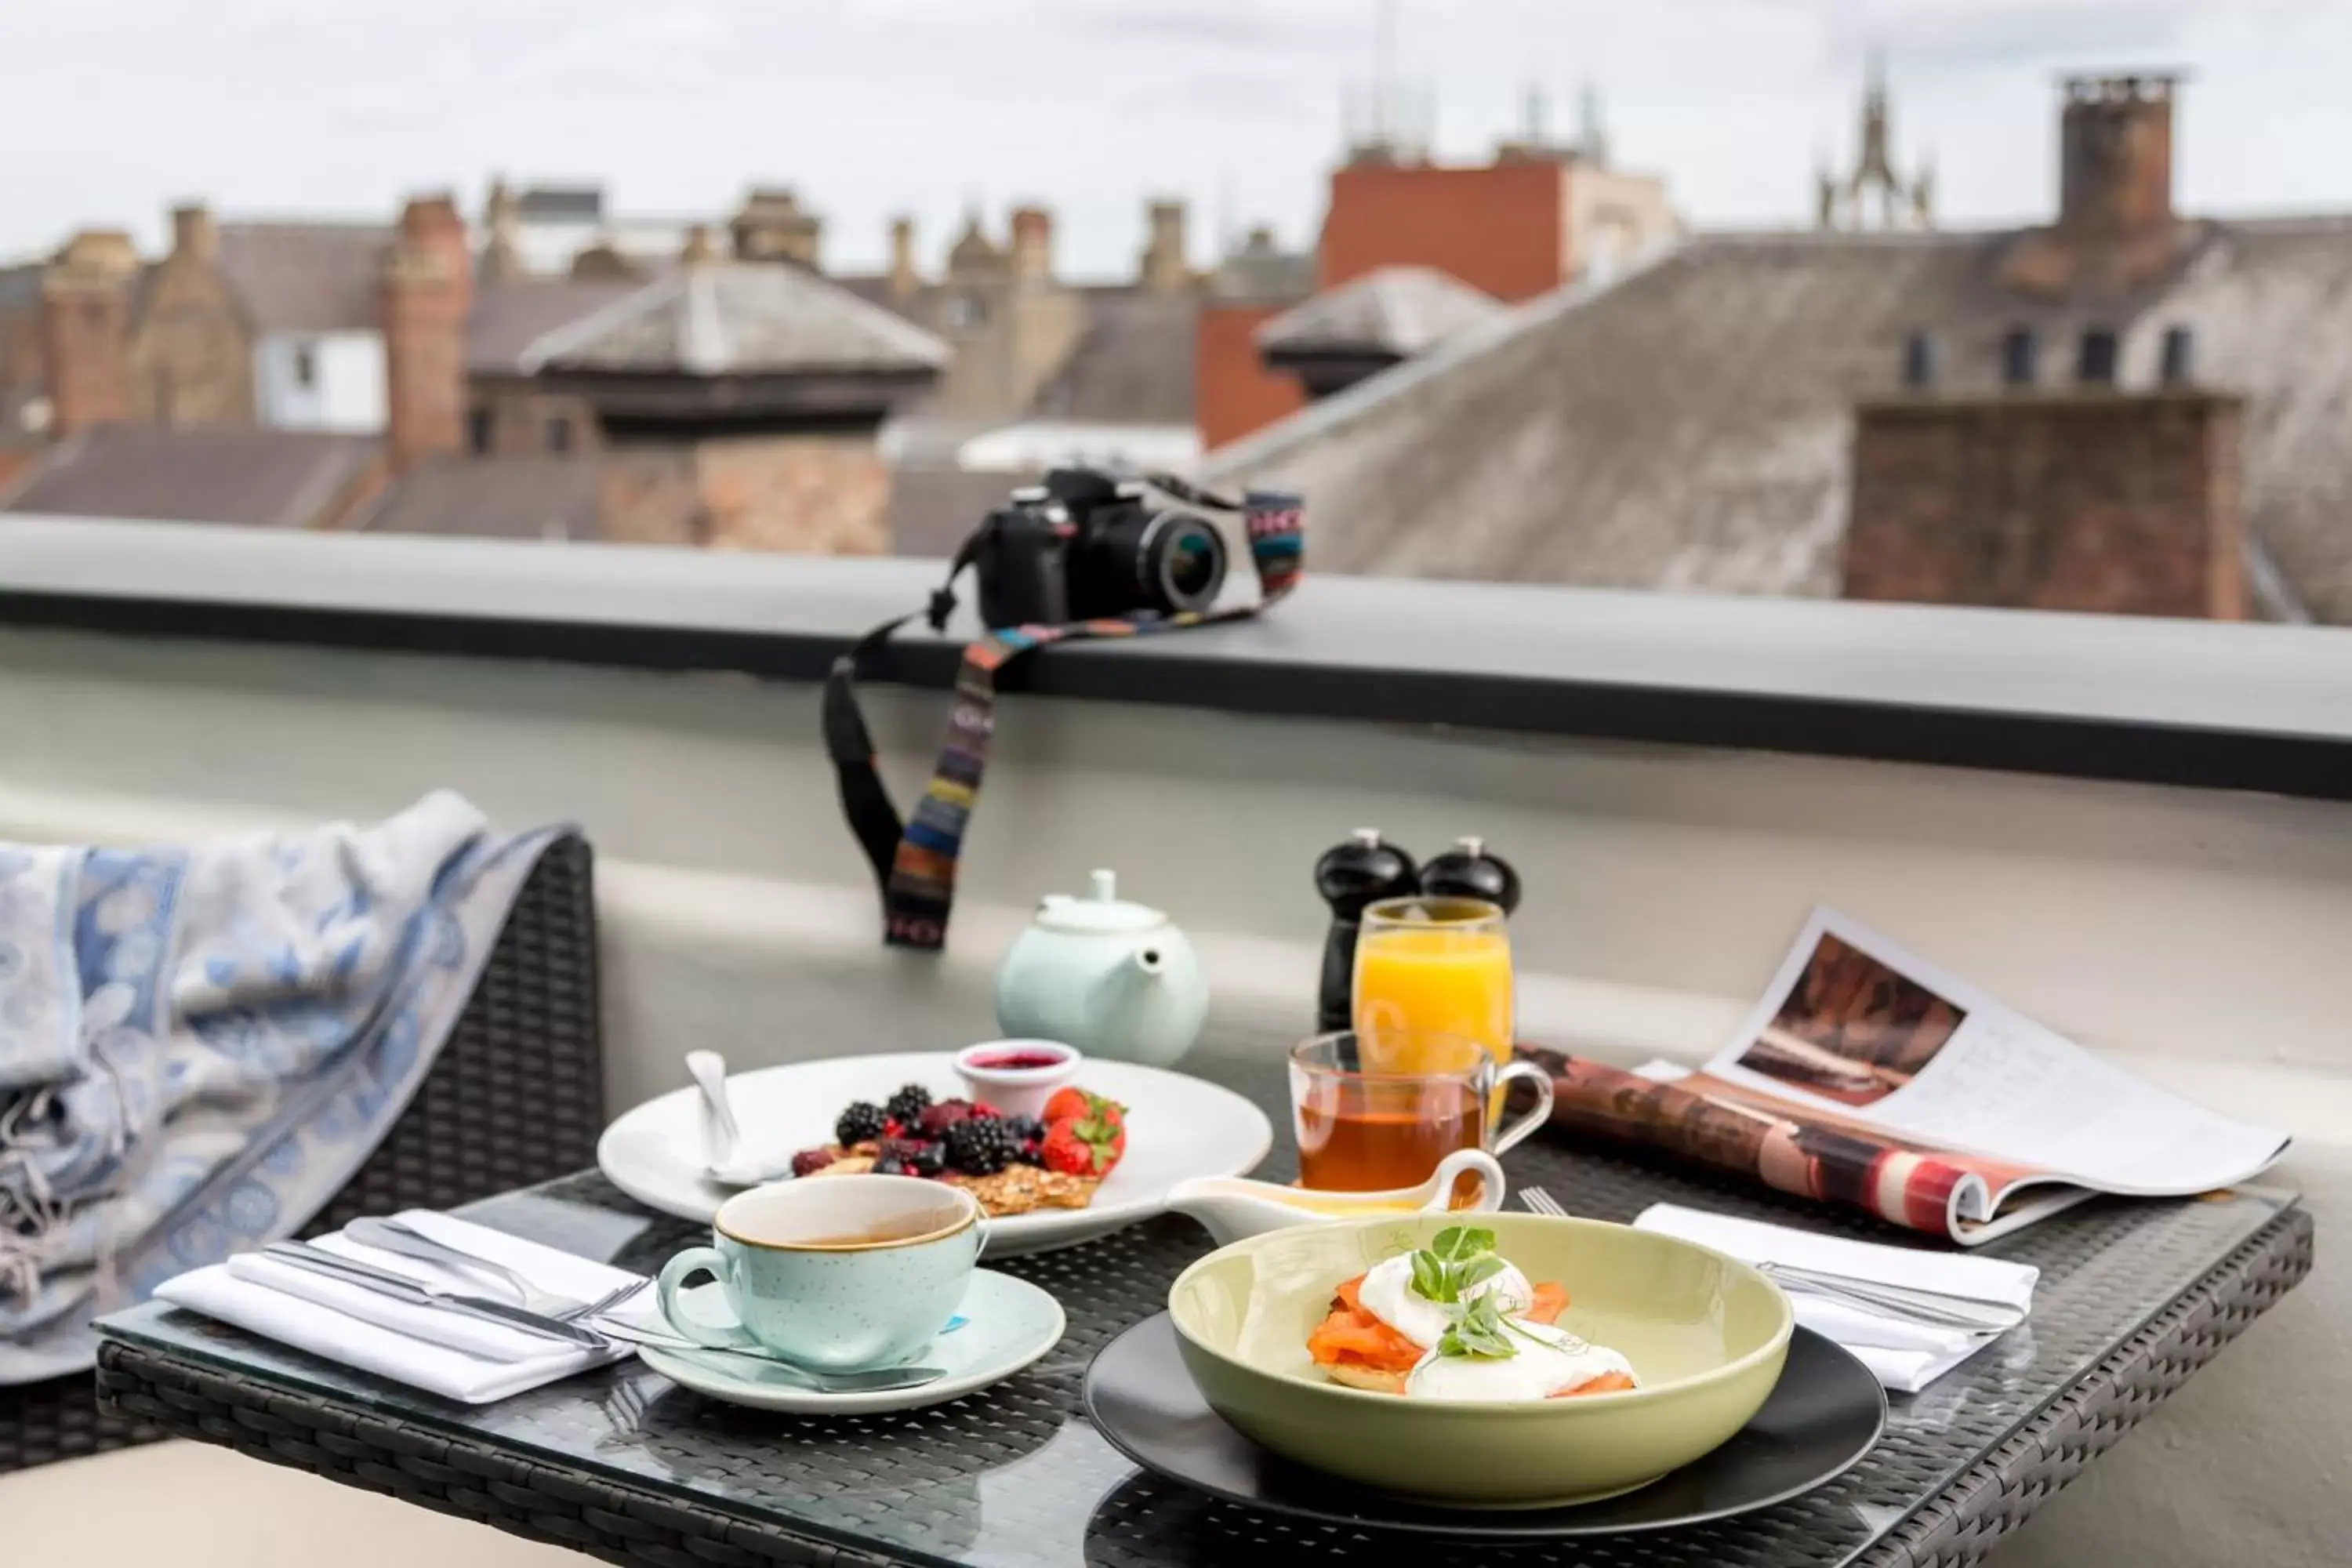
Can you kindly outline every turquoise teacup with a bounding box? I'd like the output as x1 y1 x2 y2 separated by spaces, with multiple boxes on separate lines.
656 1176 983 1370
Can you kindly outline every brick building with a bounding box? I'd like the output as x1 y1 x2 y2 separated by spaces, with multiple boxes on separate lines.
5 196 950 552
1207 74 2352 626
1196 102 1678 451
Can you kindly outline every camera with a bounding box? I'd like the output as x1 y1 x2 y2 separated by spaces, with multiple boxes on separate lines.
967 467 1229 629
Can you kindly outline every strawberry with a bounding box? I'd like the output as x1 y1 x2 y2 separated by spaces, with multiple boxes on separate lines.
1040 1103 1126 1176
1039 1120 1102 1176
1043 1087 1127 1129
1080 1109 1127 1174
1040 1087 1093 1125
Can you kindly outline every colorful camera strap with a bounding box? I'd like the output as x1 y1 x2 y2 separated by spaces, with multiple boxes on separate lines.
823 482 1303 951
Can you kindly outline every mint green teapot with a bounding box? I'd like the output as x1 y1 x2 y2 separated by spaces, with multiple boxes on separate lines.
994 869 1208 1067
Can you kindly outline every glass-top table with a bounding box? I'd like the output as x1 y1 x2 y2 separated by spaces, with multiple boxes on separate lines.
95 1038 2310 1568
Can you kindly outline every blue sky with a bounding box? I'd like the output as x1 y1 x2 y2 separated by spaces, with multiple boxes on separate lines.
5 0 2348 278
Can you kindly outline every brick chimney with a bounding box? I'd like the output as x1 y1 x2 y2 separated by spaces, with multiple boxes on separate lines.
2001 74 2187 297
1007 205 1054 285
2059 74 2176 239
169 203 219 264
40 229 140 436
1843 345 2246 619
887 215 920 301
731 187 822 268
1139 198 1191 293
381 194 472 474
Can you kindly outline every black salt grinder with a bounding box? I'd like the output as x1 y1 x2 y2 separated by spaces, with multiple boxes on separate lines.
1312 829 1421 1033
1417 835 1523 916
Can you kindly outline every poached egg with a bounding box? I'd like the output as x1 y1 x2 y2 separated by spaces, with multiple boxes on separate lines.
1403 1320 1639 1403
1353 1252 1534 1348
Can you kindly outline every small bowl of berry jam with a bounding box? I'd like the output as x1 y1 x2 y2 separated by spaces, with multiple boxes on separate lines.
953 1040 1083 1121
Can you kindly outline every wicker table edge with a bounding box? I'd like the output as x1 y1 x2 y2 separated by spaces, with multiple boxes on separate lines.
1858 1203 2314 1568
93 1202 2314 1568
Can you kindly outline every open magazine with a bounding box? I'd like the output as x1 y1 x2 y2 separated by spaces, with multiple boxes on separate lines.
1526 908 2292 1244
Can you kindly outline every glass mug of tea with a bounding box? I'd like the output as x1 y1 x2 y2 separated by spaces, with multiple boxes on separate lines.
1290 1029 1555 1193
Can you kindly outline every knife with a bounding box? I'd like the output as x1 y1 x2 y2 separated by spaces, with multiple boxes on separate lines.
261 1241 611 1351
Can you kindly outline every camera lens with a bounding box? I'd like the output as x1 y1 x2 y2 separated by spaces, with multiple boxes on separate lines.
1140 512 1227 614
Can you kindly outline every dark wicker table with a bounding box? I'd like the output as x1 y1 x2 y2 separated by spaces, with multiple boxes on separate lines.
93 1039 2309 1568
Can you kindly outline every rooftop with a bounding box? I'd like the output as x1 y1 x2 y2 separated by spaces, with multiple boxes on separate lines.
519 262 949 378
352 455 598 542
1207 219 2352 624
0 424 379 528
216 221 392 335
1029 289 1200 426
1255 266 1505 358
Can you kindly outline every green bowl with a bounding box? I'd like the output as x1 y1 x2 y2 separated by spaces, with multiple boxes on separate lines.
1167 1212 1794 1508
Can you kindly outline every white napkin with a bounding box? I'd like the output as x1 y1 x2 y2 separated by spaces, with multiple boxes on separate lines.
154 1210 644 1404
1632 1203 2038 1394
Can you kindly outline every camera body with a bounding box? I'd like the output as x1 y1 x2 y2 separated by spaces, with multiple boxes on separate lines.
970 467 1228 630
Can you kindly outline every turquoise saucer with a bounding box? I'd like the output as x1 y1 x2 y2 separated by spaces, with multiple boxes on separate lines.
637 1269 1065 1414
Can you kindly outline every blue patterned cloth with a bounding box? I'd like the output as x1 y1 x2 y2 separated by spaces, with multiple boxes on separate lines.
0 792 564 1382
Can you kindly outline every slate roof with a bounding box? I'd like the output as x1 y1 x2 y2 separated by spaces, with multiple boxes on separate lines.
216 223 390 334
354 455 600 541
1256 266 1504 359
468 277 648 374
1205 220 2352 624
1030 289 1198 425
2 425 379 528
521 262 948 377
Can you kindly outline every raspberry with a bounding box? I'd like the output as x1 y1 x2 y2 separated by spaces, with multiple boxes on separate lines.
917 1100 974 1138
971 1101 1004 1121
789 1147 836 1178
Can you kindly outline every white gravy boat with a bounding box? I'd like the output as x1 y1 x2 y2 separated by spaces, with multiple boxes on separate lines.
1165 1149 1508 1247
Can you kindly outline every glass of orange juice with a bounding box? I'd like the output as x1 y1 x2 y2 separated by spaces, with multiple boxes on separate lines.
1352 895 1513 1076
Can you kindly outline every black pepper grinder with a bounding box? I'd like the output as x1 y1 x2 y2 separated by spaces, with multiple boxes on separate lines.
1312 829 1421 1033
1417 835 1522 916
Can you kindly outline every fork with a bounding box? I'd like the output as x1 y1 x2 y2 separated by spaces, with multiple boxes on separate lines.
1519 1185 1570 1218
1515 1189 2017 1332
344 1217 648 1322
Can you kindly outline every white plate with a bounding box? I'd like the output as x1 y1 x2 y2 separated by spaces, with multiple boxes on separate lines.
597 1052 1272 1256
637 1271 1064 1415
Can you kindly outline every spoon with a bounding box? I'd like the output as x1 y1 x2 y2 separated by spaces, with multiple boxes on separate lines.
685 1050 789 1186
599 1320 949 1392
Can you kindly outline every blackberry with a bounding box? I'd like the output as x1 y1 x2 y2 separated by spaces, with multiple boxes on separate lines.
789 1147 836 1178
1005 1114 1045 1145
945 1114 1019 1176
835 1101 888 1148
885 1083 933 1126
905 1141 948 1178
873 1155 910 1176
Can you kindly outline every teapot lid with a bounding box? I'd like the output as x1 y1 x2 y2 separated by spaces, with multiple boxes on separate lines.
1036 869 1168 935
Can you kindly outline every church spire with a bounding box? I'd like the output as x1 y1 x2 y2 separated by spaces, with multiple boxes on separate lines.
1817 46 1935 232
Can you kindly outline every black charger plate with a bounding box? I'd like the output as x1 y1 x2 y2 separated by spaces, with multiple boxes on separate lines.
1082 1315 1886 1541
